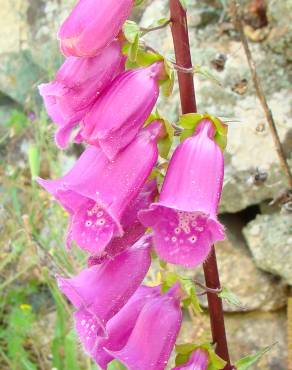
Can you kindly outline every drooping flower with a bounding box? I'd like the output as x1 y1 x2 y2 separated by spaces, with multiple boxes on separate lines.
88 179 157 266
37 121 162 254
81 63 163 160
92 285 161 369
172 349 209 370
139 119 225 268
57 235 152 342
38 40 124 148
106 284 182 370
58 0 133 57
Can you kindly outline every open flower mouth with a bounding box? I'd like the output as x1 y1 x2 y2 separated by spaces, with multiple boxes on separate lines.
139 204 225 268
69 199 124 254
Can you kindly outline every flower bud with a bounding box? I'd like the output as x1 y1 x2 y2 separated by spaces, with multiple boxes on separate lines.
172 349 209 370
81 63 163 160
39 40 124 148
58 0 133 57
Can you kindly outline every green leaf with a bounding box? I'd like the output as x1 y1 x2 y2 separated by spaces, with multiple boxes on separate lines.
107 360 127 370
180 277 202 314
235 344 276 370
175 343 197 355
134 0 144 6
64 331 80 370
175 343 226 369
158 118 174 158
178 113 205 129
179 0 188 10
175 353 190 366
123 20 140 43
161 271 179 292
136 49 163 66
178 113 228 150
128 33 139 62
159 60 175 97
145 110 174 159
194 65 222 86
28 145 40 179
219 287 243 308
207 347 226 370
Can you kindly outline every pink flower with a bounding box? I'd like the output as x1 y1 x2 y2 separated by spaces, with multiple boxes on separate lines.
57 235 152 342
81 63 163 160
92 285 161 369
37 121 162 254
106 284 182 370
88 179 157 266
173 349 209 370
58 0 133 57
38 40 124 148
139 119 225 268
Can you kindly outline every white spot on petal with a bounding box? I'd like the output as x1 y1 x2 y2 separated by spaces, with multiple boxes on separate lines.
188 235 197 244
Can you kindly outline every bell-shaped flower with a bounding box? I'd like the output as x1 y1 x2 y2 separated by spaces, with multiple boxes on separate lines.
57 235 152 342
39 40 124 148
58 0 133 57
81 63 163 160
92 285 161 369
139 119 225 268
37 121 162 254
88 179 157 266
173 349 209 370
106 284 182 370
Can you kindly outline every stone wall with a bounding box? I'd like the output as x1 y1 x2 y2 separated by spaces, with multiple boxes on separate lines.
0 0 291 369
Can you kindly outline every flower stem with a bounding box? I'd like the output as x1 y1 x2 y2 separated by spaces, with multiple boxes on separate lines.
169 1 232 367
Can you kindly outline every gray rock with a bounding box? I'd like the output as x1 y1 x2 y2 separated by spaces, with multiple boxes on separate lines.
141 0 292 213
243 213 292 285
267 0 292 62
0 0 75 105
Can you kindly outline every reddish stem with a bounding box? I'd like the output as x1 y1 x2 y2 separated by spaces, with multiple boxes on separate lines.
169 1 231 367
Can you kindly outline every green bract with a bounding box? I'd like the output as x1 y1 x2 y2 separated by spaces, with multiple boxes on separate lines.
178 113 228 151
175 342 226 369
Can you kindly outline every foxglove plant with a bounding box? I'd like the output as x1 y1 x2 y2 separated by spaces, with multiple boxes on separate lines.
37 121 162 254
57 235 152 338
106 284 182 370
58 0 133 57
92 285 162 368
173 349 209 370
139 119 225 268
88 179 157 266
39 39 124 148
37 0 234 369
81 62 163 160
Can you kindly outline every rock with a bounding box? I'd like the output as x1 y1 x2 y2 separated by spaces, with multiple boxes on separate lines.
192 214 287 312
0 51 44 105
243 213 292 285
0 0 75 105
266 0 292 62
141 0 292 213
177 310 287 370
221 89 292 213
